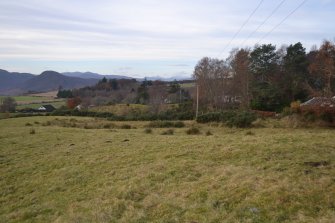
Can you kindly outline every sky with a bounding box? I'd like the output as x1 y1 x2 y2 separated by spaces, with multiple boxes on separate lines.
0 0 334 78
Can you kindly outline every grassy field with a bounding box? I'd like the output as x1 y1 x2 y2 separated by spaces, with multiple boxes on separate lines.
0 116 334 222
16 101 65 110
28 91 58 98
0 95 65 110
0 96 51 102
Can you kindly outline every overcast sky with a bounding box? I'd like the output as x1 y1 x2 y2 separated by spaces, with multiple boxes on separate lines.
0 0 334 77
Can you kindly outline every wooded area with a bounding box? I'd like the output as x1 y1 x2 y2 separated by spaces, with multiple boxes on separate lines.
194 40 335 112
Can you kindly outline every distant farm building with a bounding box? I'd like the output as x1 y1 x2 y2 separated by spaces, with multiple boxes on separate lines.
38 104 56 112
300 97 335 114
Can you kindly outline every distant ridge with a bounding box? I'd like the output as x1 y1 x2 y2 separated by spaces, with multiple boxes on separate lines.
0 70 99 95
142 75 193 82
0 69 35 95
0 69 193 95
22 71 99 92
62 72 133 80
62 72 192 81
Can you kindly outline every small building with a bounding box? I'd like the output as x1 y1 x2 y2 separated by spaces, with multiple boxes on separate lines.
38 104 56 112
300 97 335 114
75 104 82 110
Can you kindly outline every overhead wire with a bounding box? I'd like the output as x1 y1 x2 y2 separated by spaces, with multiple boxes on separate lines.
240 0 287 47
217 0 265 57
257 0 308 44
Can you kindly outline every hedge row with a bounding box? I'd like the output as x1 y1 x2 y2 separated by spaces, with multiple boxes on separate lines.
197 110 257 128
51 109 194 121
147 121 185 128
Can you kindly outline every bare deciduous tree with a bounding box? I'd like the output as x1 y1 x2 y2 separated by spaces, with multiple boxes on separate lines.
309 40 335 97
193 57 232 111
230 48 251 109
0 97 17 112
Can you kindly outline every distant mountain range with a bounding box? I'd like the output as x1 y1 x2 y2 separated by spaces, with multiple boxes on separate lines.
142 75 192 82
62 72 192 82
0 70 99 95
62 72 133 80
0 69 192 95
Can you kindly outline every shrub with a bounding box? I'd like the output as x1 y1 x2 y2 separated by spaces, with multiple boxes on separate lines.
281 107 292 117
174 121 185 128
34 121 40 124
302 111 317 122
206 130 213 136
197 111 256 128
103 123 115 129
25 122 32 126
290 101 301 113
144 128 152 134
120 124 132 129
186 127 201 135
196 112 222 123
84 124 92 129
42 121 52 126
161 129 174 135
148 121 185 128
51 108 193 121
245 131 255 136
29 129 35 134
226 111 257 128
320 111 334 123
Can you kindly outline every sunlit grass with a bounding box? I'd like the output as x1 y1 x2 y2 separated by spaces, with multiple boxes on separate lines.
0 116 334 222
0 96 50 102
16 101 65 109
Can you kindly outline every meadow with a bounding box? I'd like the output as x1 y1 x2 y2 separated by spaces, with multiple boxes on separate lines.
0 116 334 222
0 93 65 110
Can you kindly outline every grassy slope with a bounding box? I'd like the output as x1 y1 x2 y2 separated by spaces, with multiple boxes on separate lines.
16 101 65 109
0 96 51 102
0 95 65 109
0 117 334 223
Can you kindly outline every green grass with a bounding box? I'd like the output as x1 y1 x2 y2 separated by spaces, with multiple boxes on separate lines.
0 95 65 110
0 96 50 102
0 116 334 222
16 101 65 109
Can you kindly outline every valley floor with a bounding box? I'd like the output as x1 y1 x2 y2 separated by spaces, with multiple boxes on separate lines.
0 117 334 222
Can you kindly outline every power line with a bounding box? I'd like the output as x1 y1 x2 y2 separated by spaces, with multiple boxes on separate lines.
257 0 308 44
217 0 265 57
240 0 287 47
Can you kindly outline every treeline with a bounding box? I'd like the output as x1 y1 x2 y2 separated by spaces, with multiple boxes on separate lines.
194 40 335 112
0 97 16 112
57 77 193 111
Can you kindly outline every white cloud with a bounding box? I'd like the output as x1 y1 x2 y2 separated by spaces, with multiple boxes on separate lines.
0 0 334 76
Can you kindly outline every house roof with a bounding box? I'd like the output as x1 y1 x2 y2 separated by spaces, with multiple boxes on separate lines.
301 97 335 107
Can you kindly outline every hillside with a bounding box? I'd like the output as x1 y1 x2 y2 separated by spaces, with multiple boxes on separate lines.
62 71 132 80
0 70 100 95
0 69 34 95
0 69 192 95
22 71 98 92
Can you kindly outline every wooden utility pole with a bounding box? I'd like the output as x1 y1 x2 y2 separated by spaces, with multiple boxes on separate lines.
196 84 199 119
